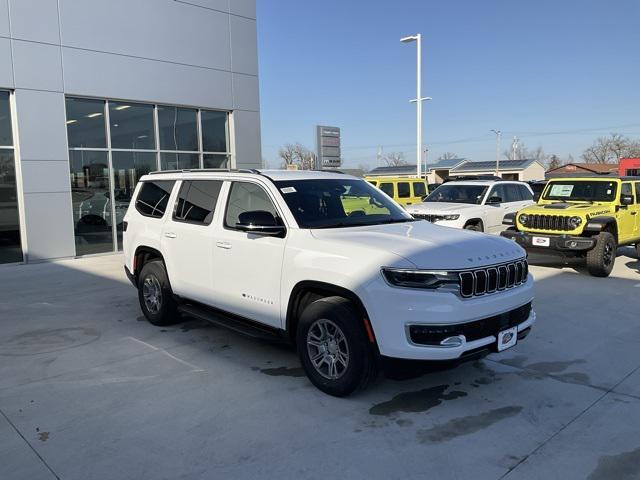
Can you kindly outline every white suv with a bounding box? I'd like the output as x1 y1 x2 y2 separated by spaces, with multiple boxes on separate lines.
123 170 535 396
406 180 535 234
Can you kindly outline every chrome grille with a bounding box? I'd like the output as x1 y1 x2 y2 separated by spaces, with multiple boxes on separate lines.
528 214 572 231
412 213 441 222
459 259 528 298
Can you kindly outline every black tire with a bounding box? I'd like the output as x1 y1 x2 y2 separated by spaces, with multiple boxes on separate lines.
137 260 178 326
464 222 482 232
636 243 640 259
296 297 377 397
586 232 616 277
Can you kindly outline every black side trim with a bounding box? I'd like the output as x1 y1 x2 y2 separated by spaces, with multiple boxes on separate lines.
178 302 286 343
124 266 137 288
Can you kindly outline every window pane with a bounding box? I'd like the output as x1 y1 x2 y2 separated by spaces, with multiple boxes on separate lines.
157 106 198 151
380 183 394 197
0 151 23 263
173 180 223 225
0 91 12 146
225 182 278 228
66 98 107 148
109 101 155 150
397 182 410 198
69 150 113 255
135 181 175 218
201 110 227 152
520 185 533 201
161 152 199 170
203 154 229 169
413 182 426 197
112 151 157 248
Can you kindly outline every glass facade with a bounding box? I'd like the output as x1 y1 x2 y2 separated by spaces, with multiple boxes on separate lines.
0 91 22 264
65 96 231 255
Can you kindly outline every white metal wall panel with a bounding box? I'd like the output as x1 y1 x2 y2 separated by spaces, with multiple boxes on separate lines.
230 15 258 75
232 73 259 111
12 40 63 92
8 0 60 44
59 0 231 71
0 0 9 37
230 0 256 19
233 109 261 166
0 37 13 87
22 192 75 261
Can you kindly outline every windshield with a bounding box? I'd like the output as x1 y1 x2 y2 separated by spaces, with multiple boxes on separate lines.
423 184 488 205
274 179 413 229
542 181 617 202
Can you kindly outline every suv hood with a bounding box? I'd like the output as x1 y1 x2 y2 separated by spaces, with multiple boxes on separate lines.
310 221 524 270
406 202 481 215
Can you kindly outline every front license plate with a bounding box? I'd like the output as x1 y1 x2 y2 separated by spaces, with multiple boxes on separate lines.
532 236 550 247
497 326 518 352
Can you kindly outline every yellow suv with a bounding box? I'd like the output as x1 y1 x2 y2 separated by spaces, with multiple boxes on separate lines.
502 176 640 277
365 176 428 206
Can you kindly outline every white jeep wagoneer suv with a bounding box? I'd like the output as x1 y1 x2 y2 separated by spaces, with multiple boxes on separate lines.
123 169 535 396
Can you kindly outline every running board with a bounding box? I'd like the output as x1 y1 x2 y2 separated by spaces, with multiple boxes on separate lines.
177 303 285 343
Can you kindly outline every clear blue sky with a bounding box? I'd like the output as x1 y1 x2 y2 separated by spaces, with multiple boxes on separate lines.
256 0 640 169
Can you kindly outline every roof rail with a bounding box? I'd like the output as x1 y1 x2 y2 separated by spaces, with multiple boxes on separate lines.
148 168 263 175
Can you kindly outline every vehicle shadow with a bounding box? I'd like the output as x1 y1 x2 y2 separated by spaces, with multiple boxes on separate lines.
527 246 638 276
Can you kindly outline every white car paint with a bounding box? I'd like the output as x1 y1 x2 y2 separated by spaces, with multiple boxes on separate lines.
123 170 535 361
406 180 535 234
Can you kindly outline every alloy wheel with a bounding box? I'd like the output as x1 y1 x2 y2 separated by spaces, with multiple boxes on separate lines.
306 319 350 380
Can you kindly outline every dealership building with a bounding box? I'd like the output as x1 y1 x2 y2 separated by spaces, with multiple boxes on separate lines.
0 0 261 264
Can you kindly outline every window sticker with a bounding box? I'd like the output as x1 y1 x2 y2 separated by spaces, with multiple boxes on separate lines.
549 184 574 197
280 186 296 194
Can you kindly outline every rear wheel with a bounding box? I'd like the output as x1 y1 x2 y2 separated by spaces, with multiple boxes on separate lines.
586 232 616 277
296 297 377 397
138 260 178 325
636 242 640 259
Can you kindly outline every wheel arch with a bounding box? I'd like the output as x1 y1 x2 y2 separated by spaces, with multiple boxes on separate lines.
464 218 484 231
584 216 618 242
133 246 165 278
285 281 377 348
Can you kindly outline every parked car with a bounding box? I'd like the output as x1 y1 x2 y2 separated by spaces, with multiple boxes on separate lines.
502 176 640 277
123 170 535 396
406 180 535 234
364 176 428 206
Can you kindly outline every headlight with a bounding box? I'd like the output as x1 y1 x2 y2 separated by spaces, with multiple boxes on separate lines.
519 214 529 226
382 268 458 289
568 216 582 229
442 214 460 221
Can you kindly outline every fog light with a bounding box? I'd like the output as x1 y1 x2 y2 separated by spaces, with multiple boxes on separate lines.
569 241 578 248
440 335 465 347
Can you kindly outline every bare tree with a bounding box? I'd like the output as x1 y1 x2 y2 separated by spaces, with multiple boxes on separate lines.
278 143 317 170
582 134 640 164
438 152 459 161
547 154 562 170
382 152 408 167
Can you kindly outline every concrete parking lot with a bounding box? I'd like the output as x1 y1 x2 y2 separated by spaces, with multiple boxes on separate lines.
1 250 639 480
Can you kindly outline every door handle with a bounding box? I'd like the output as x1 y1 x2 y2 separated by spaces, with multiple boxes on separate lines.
164 232 177 239
216 241 232 250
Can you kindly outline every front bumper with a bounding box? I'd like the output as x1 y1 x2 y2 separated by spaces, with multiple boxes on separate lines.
360 274 535 360
501 230 596 252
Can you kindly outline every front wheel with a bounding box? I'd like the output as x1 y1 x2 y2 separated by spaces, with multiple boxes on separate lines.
137 260 178 325
586 232 616 277
464 223 482 232
296 297 377 397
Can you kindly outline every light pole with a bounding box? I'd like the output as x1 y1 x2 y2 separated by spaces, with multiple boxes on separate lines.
491 129 502 177
401 34 431 179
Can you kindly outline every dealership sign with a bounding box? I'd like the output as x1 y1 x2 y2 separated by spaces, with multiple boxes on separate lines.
315 125 341 168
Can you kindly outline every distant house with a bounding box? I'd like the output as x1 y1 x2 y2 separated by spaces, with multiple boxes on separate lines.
545 163 619 179
450 159 546 182
366 158 545 183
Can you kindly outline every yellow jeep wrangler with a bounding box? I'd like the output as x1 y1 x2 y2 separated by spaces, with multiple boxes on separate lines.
501 176 640 277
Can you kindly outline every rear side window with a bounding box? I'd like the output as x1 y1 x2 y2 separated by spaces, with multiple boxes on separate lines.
225 182 280 229
135 181 175 218
173 180 223 225
412 182 426 197
379 183 394 197
635 183 640 203
397 182 410 198
368 181 378 186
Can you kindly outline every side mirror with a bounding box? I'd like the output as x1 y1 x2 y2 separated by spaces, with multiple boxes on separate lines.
487 196 503 205
236 210 286 237
621 194 634 206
